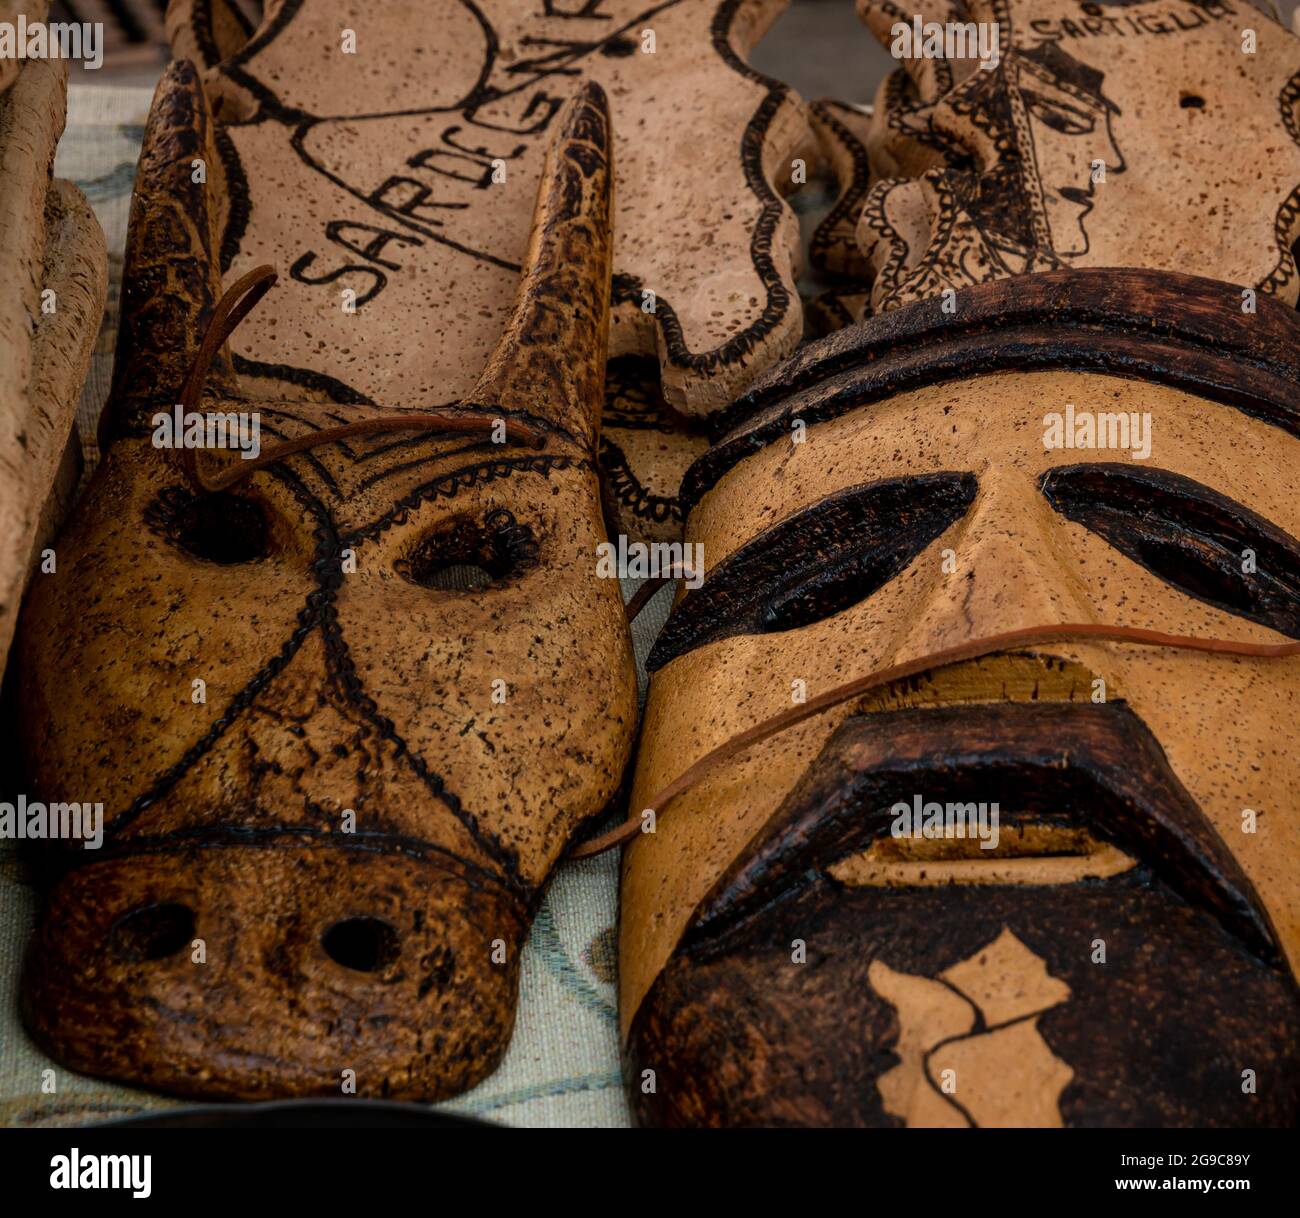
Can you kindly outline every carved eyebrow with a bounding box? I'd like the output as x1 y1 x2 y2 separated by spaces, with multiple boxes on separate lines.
646 472 977 671
1039 464 1300 639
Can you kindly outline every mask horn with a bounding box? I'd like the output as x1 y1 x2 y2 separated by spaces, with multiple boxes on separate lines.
468 81 613 445
166 0 258 72
101 59 237 450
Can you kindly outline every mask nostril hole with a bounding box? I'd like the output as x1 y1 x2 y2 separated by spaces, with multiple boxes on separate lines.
146 487 269 564
322 917 401 973
422 562 494 590
110 902 196 962
396 509 538 590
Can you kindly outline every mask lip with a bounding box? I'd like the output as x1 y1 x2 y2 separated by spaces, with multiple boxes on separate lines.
829 825 1135 888
681 698 1279 965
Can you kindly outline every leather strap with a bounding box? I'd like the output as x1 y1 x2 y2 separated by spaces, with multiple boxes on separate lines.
175 266 545 493
570 618 1300 859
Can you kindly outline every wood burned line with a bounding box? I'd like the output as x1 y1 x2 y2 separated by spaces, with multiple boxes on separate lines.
109 455 583 896
206 0 797 389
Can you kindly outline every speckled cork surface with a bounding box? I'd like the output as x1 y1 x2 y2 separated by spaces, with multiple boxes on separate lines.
624 358 1300 1125
619 0 1300 1125
17 62 636 1100
855 0 1300 311
624 365 1300 1019
0 49 107 671
0 1 49 96
162 0 814 544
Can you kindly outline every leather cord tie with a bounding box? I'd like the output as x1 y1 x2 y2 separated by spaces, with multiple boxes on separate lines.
573 610 1300 859
176 265 545 494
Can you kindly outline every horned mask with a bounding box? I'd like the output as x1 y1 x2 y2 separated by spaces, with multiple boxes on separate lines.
18 62 636 1101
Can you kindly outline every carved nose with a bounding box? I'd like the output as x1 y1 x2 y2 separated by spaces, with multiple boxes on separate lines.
897 468 1095 655
21 844 526 1100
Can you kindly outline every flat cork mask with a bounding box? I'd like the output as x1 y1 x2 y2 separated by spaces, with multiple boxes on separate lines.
855 0 1300 311
0 48 106 671
621 274 1300 1126
17 63 635 1101
804 98 874 333
164 0 815 543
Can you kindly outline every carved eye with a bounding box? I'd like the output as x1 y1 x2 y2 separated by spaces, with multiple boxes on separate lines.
1040 464 1300 638
146 487 269 564
110 902 196 962
647 472 977 671
395 508 538 590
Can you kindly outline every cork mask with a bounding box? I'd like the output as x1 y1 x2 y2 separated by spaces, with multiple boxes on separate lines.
0 43 106 670
162 0 813 545
17 63 636 1101
620 288 1300 1125
856 0 1300 311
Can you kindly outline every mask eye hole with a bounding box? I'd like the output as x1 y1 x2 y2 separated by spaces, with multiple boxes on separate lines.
110 902 196 962
647 472 977 670
1040 463 1300 638
146 487 269 564
395 508 538 591
758 542 937 635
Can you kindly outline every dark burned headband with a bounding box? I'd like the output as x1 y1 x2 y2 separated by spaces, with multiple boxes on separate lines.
684 267 1300 512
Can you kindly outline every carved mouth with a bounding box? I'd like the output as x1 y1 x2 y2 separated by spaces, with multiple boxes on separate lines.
686 699 1276 961
828 820 1134 888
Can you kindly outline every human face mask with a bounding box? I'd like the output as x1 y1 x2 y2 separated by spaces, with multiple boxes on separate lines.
620 269 1300 1126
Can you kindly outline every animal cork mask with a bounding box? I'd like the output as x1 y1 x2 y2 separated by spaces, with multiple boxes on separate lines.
163 0 813 544
17 58 636 1099
618 1 1300 1128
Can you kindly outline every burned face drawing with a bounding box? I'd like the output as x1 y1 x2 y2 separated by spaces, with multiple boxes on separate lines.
619 276 1300 1127
856 0 1300 311
930 40 1126 270
1003 42 1125 256
858 38 1127 302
